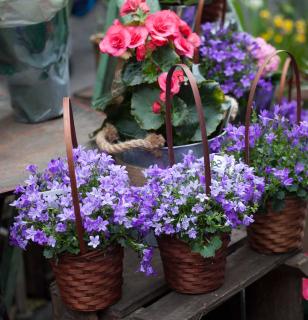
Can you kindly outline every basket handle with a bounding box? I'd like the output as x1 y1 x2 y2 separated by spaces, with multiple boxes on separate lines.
244 50 302 165
63 97 86 255
165 64 212 195
193 0 226 63
277 57 294 104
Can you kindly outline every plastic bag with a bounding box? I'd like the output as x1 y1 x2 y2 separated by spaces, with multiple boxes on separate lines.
0 8 69 123
0 0 68 28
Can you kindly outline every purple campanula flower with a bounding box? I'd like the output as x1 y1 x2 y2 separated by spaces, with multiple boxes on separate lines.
88 235 100 249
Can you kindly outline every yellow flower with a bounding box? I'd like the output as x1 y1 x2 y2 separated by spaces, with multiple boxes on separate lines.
260 9 270 19
274 34 283 43
296 19 306 34
295 33 306 43
274 15 284 28
282 19 293 34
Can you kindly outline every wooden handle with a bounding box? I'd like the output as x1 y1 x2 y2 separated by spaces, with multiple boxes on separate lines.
277 57 293 104
63 97 86 255
244 50 302 165
165 64 212 195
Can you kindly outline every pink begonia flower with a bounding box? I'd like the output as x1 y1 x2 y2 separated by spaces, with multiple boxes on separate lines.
250 37 280 75
179 20 192 37
174 36 194 58
99 23 131 57
136 45 146 61
188 32 201 48
152 101 162 113
120 0 149 17
145 10 179 38
158 70 184 102
151 34 168 47
128 26 148 48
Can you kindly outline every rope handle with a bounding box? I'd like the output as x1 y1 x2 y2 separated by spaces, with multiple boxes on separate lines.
63 97 86 255
165 64 212 195
277 57 293 104
244 50 302 165
193 0 227 63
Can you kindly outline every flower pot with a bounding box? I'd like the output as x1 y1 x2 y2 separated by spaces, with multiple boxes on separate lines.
157 234 230 294
51 245 123 311
247 197 307 254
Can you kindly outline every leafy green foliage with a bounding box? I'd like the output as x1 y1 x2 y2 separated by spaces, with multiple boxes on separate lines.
131 87 164 130
152 46 181 72
192 235 223 258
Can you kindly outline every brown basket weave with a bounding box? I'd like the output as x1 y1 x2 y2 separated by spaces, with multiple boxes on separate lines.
51 246 123 311
244 51 305 255
158 234 230 294
55 98 124 311
247 198 307 254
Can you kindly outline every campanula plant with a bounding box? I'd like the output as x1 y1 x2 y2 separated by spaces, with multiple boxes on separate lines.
10 146 151 271
210 102 308 211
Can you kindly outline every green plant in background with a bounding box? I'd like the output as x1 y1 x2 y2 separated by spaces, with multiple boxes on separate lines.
229 0 308 75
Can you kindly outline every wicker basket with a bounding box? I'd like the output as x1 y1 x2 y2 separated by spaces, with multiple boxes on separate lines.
247 198 307 254
51 246 123 311
244 51 306 254
55 98 124 311
158 234 230 294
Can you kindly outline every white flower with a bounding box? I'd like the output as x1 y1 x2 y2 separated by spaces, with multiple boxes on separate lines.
88 235 100 248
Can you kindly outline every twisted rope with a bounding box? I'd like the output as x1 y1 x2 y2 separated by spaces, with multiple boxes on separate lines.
96 123 165 155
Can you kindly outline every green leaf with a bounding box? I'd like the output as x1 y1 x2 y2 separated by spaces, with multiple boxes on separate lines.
191 236 222 258
115 117 147 139
122 62 144 86
298 189 307 198
43 248 54 259
272 199 286 212
152 46 181 72
178 80 229 142
276 191 285 200
172 97 189 127
142 60 159 84
131 87 164 130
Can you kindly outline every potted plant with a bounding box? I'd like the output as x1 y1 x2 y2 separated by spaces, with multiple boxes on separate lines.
9 99 151 311
131 65 265 293
210 51 308 254
199 22 280 114
94 0 233 185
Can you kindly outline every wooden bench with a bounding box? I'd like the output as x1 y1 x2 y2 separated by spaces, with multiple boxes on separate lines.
50 230 308 320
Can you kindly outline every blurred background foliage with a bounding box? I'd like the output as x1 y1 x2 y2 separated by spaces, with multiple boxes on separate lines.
229 0 308 76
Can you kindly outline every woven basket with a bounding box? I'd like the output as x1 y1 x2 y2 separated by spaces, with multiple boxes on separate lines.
244 51 305 255
157 234 230 294
57 98 124 311
247 198 307 254
51 246 123 311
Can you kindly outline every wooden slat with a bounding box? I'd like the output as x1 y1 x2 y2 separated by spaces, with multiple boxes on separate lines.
0 96 104 194
285 252 308 277
127 246 297 320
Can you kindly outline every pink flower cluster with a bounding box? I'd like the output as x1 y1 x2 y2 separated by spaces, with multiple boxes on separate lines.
250 37 280 75
99 0 201 115
153 70 185 113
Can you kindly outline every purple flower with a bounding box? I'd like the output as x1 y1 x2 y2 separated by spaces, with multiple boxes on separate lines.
265 132 276 143
88 235 100 249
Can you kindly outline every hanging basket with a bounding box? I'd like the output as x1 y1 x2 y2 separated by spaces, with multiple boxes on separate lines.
52 98 124 311
158 234 230 294
247 198 307 254
244 50 307 254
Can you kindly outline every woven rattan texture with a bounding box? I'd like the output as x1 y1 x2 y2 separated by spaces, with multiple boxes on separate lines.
157 234 230 294
51 245 123 311
247 198 307 254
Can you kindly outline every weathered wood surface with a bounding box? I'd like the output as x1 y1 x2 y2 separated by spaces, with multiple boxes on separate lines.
285 252 308 277
246 265 303 320
127 246 298 320
0 97 104 194
51 230 247 320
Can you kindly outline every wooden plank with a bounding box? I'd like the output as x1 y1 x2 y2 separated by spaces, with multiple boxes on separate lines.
126 246 297 320
285 252 308 277
0 96 104 194
246 266 303 320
